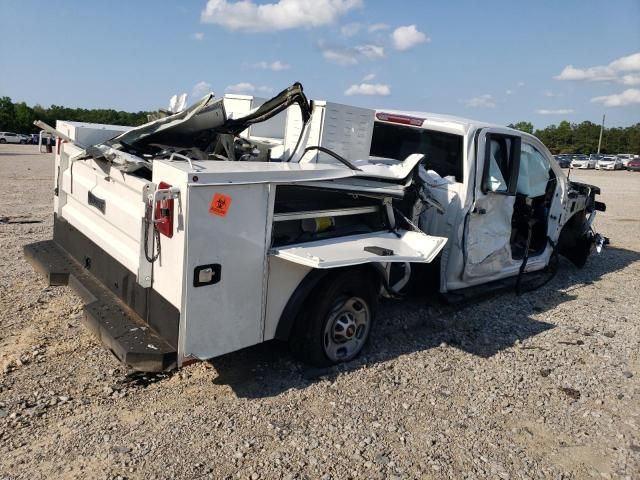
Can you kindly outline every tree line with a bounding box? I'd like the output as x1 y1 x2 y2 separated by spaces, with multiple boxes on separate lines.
508 120 640 154
1 96 638 154
0 96 150 134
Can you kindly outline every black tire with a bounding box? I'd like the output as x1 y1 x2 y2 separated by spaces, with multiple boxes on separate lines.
0 139 6 144
289 269 378 367
20 140 26 144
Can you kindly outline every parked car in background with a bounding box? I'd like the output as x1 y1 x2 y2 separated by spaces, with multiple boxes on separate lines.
596 155 624 170
616 154 635 168
571 154 595 169
554 154 571 168
18 134 30 144
0 132 23 144
589 154 603 163
626 157 640 172
29 134 39 144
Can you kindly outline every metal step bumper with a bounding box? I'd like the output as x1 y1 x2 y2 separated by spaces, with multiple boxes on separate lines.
24 240 177 372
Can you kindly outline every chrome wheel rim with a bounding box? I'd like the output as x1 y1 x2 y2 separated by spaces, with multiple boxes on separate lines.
322 296 370 362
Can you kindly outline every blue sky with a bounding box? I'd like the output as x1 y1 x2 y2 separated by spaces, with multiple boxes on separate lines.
1 0 639 128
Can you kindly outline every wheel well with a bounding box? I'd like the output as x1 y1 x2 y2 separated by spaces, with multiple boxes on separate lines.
274 264 384 341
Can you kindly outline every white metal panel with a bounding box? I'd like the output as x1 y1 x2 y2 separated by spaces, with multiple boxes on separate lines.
271 231 447 269
150 161 190 309
61 197 141 272
153 159 356 185
56 120 130 147
181 183 270 360
58 158 148 274
264 256 312 341
285 101 375 164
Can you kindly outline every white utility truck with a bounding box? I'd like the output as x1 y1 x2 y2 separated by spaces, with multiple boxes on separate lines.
26 83 606 372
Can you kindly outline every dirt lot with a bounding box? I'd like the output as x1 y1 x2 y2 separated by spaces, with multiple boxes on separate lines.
0 143 639 480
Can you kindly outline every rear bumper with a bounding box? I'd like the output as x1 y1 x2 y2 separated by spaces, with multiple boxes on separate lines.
24 218 178 372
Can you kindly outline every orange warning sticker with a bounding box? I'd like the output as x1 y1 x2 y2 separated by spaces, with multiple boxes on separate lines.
209 192 232 217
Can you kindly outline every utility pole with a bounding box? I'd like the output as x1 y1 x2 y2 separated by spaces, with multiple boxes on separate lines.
597 114 605 154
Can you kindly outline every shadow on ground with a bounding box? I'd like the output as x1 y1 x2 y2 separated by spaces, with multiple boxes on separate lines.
204 246 638 398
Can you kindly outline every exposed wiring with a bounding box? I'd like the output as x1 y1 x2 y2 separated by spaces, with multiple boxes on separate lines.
286 118 310 163
299 146 362 171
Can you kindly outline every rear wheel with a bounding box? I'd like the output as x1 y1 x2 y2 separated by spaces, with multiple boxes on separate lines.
289 270 378 367
0 139 6 144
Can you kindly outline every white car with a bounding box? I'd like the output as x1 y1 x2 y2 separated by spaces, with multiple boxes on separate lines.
596 155 623 170
571 155 595 169
0 132 25 144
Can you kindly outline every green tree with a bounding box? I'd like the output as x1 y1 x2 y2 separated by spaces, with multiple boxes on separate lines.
508 121 534 134
0 96 17 131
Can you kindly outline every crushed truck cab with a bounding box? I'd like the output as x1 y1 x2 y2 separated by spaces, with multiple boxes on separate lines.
26 84 605 371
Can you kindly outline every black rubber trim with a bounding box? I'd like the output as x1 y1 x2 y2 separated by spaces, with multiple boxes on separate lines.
24 238 177 372
274 264 386 341
274 268 329 341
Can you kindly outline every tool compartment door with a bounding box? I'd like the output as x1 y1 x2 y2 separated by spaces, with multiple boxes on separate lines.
271 231 447 268
181 183 271 360
58 145 148 274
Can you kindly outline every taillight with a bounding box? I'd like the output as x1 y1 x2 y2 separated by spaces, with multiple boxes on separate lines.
155 181 174 238
376 112 425 126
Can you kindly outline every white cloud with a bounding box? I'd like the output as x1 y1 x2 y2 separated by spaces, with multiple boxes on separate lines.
391 25 429 51
590 88 640 107
252 60 290 71
517 81 526 87
609 52 640 72
554 65 617 82
322 44 384 65
192 81 213 98
368 23 390 33
505 89 513 95
225 82 256 94
223 83 274 95
190 32 205 41
536 109 574 115
620 74 640 86
464 94 496 108
323 47 358 65
340 22 361 36
362 73 376 81
543 90 563 97
354 44 384 60
554 52 640 84
201 0 362 32
344 83 391 96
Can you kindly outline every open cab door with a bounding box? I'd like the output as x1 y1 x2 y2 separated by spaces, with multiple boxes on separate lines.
462 128 521 282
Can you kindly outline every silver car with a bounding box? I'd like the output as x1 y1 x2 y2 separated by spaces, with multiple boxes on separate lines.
571 154 595 169
596 155 623 170
0 132 24 144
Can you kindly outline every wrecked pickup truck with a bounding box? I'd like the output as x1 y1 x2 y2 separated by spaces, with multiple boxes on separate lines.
25 83 606 371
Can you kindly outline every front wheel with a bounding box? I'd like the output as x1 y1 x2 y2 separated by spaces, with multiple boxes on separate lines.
289 270 378 367
0 139 6 144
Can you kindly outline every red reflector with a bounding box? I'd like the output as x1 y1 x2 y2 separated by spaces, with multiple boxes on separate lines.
376 112 425 126
155 181 174 238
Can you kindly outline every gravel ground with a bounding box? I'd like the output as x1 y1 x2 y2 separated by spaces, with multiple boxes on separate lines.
0 144 639 480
